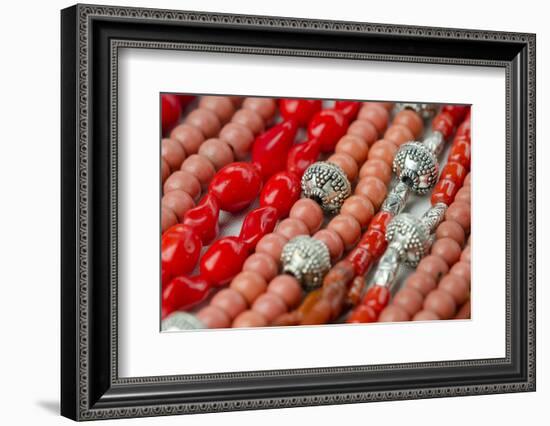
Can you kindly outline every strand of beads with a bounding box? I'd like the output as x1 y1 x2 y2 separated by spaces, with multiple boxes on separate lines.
161 97 278 232
348 110 470 323
268 103 428 327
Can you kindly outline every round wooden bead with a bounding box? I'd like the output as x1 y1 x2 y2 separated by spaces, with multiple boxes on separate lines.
417 255 449 281
378 305 411 322
289 199 324 234
341 195 375 229
198 138 234 170
230 271 268 305
404 271 437 296
170 123 204 155
243 253 279 281
161 159 171 183
276 218 309 240
384 124 414 146
359 159 392 185
412 310 440 321
367 139 398 166
438 275 470 305
161 190 195 221
256 233 288 261
185 108 221 138
232 108 264 135
232 310 268 328
161 138 186 171
358 104 389 135
335 135 370 164
423 289 457 319
219 122 255 160
327 214 361 250
450 261 471 283
445 201 471 233
393 109 424 138
431 237 462 266
328 152 358 181
163 170 201 200
347 120 378 146
199 96 235 123
355 176 387 209
180 154 216 188
392 287 424 317
435 220 465 247
267 275 303 309
242 97 277 120
313 229 344 261
161 207 177 232
196 305 231 329
211 288 248 319
252 292 287 322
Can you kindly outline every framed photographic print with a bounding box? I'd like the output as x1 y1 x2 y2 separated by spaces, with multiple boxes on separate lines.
60 3 536 421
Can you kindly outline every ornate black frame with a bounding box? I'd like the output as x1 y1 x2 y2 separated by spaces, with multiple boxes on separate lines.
60 4 536 421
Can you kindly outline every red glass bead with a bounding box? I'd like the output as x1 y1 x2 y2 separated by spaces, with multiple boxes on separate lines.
431 179 457 206
252 120 298 180
208 162 262 213
200 236 249 286
161 94 182 135
359 229 387 258
260 171 302 218
432 111 455 140
307 109 349 153
279 99 322 127
439 161 467 186
334 101 361 121
346 247 374 276
347 304 377 323
238 206 279 250
448 139 471 170
161 224 202 280
286 138 321 178
442 105 469 124
161 266 169 289
369 211 394 234
182 193 220 245
362 285 391 314
162 275 210 317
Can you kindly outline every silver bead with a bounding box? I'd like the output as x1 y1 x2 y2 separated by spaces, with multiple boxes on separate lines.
161 312 205 331
281 236 331 290
385 213 432 267
394 103 438 120
420 202 448 234
392 141 439 195
301 161 352 214
381 181 411 216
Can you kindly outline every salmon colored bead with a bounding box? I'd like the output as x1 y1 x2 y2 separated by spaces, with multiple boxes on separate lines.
378 305 411 322
229 271 268 305
464 173 472 186
341 195 375 229
454 300 471 320
243 253 279 281
404 271 437 296
347 120 379 146
242 97 277 120
170 123 204 155
232 108 265 135
180 154 216 188
328 152 358 182
218 122 255 160
229 97 244 107
454 186 471 204
451 261 471 282
435 220 465 247
161 207 178 232
335 135 370 164
367 139 398 166
359 159 392 185
232 310 268 328
438 275 470 305
445 201 471 233
185 108 221 138
289 198 324 234
161 159 171 183
358 104 389 135
327 214 362 250
423 289 457 319
163 170 201 201
431 237 462 266
198 138 234 170
196 306 231 329
393 287 424 317
161 138 187 171
211 288 248 319
355 176 388 209
413 310 440 321
256 233 288 261
252 293 287 322
417 255 449 280
267 275 303 309
162 190 195 221
313 229 344 261
383 124 414 146
393 109 424 138
461 245 471 263
199 96 236 123
276 218 309 240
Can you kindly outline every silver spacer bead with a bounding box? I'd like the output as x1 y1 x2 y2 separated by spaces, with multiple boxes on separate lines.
381 181 411 216
394 103 438 120
161 312 205 331
385 213 432 267
392 141 439 195
281 236 331 290
420 202 448 234
301 161 352 214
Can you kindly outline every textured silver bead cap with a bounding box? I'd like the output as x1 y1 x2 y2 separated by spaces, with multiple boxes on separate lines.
281 235 331 290
161 312 205 331
301 161 352 214
392 141 439 195
385 213 431 267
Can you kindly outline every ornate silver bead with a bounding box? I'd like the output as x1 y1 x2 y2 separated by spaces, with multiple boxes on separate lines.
281 236 331 290
394 103 438 120
381 181 411 216
385 213 432 267
392 141 439 195
301 161 352 214
161 312 205 331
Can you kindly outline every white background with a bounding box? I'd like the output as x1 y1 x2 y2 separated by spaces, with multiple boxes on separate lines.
0 0 547 425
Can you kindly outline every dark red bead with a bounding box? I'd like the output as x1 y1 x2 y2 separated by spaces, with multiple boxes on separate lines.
238 206 279 250
431 179 457 206
182 193 220 245
362 285 391 314
307 109 349 153
432 111 455 140
200 237 249 286
161 94 182 135
279 99 322 127
346 247 374 276
162 275 210 317
448 139 471 170
334 101 361 121
286 138 321 178
359 229 387 258
260 171 301 217
441 105 469 124
208 162 262 213
176 95 195 108
161 224 202 281
347 304 377 323
252 120 298 180
369 211 394 234
439 161 467 186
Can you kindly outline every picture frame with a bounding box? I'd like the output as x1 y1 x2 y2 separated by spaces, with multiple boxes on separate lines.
60 3 536 421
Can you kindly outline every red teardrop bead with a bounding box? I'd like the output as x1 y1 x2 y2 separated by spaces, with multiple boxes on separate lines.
200 236 249 286
182 193 220 245
279 99 322 127
252 120 298 180
286 138 321 178
161 94 181 135
334 101 361 121
307 109 349 153
162 275 210 317
208 162 262 213
238 206 279 250
260 171 302 218
161 224 202 281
